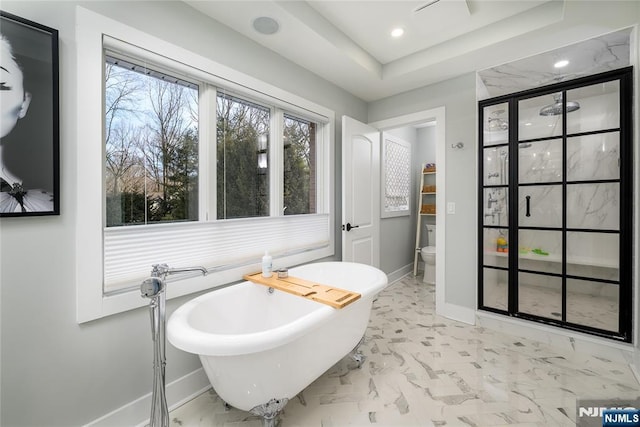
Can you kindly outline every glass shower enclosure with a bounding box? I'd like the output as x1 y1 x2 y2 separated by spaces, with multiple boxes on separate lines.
478 67 632 341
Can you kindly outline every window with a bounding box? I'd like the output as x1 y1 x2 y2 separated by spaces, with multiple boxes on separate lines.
102 55 328 292
216 93 270 219
77 11 334 322
104 64 321 223
105 57 199 226
381 133 411 217
284 114 316 215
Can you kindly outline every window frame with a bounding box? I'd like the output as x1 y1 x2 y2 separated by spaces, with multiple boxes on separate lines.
76 8 334 322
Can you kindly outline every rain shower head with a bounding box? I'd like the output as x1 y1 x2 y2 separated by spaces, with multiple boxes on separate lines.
539 93 580 116
488 109 508 131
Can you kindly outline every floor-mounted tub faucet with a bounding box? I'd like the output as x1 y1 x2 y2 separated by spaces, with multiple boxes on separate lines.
141 263 207 427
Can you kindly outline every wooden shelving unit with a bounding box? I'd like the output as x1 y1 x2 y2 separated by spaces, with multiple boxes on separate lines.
413 165 436 275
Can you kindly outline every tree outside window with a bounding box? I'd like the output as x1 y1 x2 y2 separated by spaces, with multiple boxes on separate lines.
104 57 198 226
216 94 270 219
105 58 319 226
283 115 316 215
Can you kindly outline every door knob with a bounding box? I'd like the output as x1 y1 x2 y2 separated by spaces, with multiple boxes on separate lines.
344 222 360 232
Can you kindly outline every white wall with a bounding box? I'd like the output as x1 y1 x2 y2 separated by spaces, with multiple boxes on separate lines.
0 2 366 425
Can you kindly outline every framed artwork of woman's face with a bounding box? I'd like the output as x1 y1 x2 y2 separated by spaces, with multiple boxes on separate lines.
0 11 59 217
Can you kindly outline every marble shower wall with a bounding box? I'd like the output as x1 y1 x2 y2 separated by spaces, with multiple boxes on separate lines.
516 87 620 266
477 28 631 100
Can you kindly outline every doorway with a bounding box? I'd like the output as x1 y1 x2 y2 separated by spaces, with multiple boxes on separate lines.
343 107 446 313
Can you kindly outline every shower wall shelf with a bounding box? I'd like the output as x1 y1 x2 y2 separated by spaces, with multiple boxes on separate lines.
478 66 632 342
487 251 618 269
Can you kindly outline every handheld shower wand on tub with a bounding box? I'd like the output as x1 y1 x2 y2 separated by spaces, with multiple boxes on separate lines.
141 264 208 427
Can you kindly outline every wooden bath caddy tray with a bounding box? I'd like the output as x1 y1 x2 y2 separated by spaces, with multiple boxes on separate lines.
243 272 361 309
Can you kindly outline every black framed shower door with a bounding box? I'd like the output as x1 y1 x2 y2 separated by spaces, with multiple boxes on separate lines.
478 67 632 342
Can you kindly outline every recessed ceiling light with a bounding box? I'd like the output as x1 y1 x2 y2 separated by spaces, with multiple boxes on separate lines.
253 16 280 35
554 59 569 68
390 27 404 38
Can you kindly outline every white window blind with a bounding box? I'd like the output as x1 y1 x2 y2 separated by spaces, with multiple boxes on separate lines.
103 213 331 293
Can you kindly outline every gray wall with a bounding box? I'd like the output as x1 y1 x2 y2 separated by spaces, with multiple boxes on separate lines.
369 73 477 309
0 2 366 425
380 127 417 275
416 126 436 249
416 126 436 169
377 125 438 276
631 7 640 388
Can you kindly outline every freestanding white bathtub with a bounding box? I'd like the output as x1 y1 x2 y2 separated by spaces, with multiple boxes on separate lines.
167 261 387 422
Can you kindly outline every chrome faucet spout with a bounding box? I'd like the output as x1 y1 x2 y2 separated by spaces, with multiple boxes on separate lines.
151 263 208 279
167 266 208 276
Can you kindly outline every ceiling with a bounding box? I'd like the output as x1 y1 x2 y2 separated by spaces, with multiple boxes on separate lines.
183 0 617 102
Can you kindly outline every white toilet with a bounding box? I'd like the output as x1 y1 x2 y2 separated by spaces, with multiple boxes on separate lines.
420 225 436 284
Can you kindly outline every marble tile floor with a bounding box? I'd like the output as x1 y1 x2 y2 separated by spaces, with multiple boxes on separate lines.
169 275 640 426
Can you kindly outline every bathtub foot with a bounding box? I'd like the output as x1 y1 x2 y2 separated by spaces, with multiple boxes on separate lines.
351 351 366 368
250 398 288 427
349 336 366 369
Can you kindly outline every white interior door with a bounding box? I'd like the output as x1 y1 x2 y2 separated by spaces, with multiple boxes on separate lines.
342 116 380 267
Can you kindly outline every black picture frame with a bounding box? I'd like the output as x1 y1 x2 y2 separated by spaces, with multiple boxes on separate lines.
0 11 59 217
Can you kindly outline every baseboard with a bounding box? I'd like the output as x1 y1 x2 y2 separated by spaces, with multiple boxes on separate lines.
631 358 640 386
386 263 413 284
439 302 476 325
630 348 640 385
84 368 211 427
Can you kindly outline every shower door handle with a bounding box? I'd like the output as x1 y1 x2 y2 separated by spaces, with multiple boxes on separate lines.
525 195 531 217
